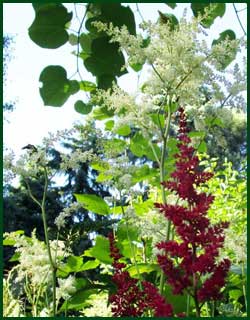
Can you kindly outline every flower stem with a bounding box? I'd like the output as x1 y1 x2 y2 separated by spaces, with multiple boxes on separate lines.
41 167 57 317
242 261 247 310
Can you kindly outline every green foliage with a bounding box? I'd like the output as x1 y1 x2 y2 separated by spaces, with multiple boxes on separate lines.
158 12 179 30
39 66 79 106
84 37 126 77
60 289 98 311
212 30 237 69
84 236 112 264
74 194 110 215
74 101 92 115
191 3 226 28
165 3 177 9
29 4 72 48
79 81 96 92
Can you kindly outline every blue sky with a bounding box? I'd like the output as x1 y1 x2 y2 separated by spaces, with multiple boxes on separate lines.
3 3 247 155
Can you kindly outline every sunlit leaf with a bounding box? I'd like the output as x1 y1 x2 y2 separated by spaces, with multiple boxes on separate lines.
74 100 92 114
29 4 72 48
75 194 110 215
84 236 112 264
191 3 226 28
39 65 79 106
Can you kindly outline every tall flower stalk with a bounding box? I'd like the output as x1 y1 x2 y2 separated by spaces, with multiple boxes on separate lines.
155 107 231 317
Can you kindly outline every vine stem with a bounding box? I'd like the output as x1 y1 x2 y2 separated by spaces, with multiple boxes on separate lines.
232 3 247 36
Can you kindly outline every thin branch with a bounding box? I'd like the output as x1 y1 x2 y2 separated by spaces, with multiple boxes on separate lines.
233 3 247 36
136 3 144 22
76 4 90 82
220 93 232 108
150 63 166 85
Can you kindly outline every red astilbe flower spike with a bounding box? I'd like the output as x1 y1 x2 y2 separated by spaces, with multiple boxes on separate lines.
108 232 173 317
155 107 230 312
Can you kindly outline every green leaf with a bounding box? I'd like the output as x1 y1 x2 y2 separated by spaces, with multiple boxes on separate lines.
229 289 243 301
191 3 226 28
117 224 139 241
130 133 160 161
3 230 25 246
212 117 225 128
79 259 100 271
9 252 21 262
29 3 72 48
60 289 98 311
103 138 127 154
79 33 92 54
67 255 83 272
212 30 237 69
91 161 110 172
126 263 160 278
96 172 113 183
165 3 177 9
57 263 72 278
151 113 165 128
68 34 78 46
79 81 96 92
92 105 114 120
129 61 144 72
74 100 92 114
114 124 131 136
163 283 193 314
197 141 207 153
105 120 114 131
74 194 110 215
188 131 206 138
134 199 154 216
132 165 157 184
84 236 112 264
158 12 179 30
39 65 79 106
100 3 136 35
97 74 116 90
84 37 127 77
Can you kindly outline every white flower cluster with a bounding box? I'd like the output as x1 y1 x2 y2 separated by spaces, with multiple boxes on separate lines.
81 292 112 317
3 230 71 286
3 148 49 182
54 202 83 229
60 148 96 171
57 275 77 301
42 128 76 149
3 278 24 317
93 14 245 113
224 228 247 264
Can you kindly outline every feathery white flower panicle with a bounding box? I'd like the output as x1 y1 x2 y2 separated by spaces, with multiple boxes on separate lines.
3 230 71 287
60 148 96 171
93 14 244 110
57 275 77 301
54 202 84 229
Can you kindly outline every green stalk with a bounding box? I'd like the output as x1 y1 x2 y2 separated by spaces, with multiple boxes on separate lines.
186 293 190 316
242 261 247 311
159 103 172 295
120 195 142 290
41 167 57 317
